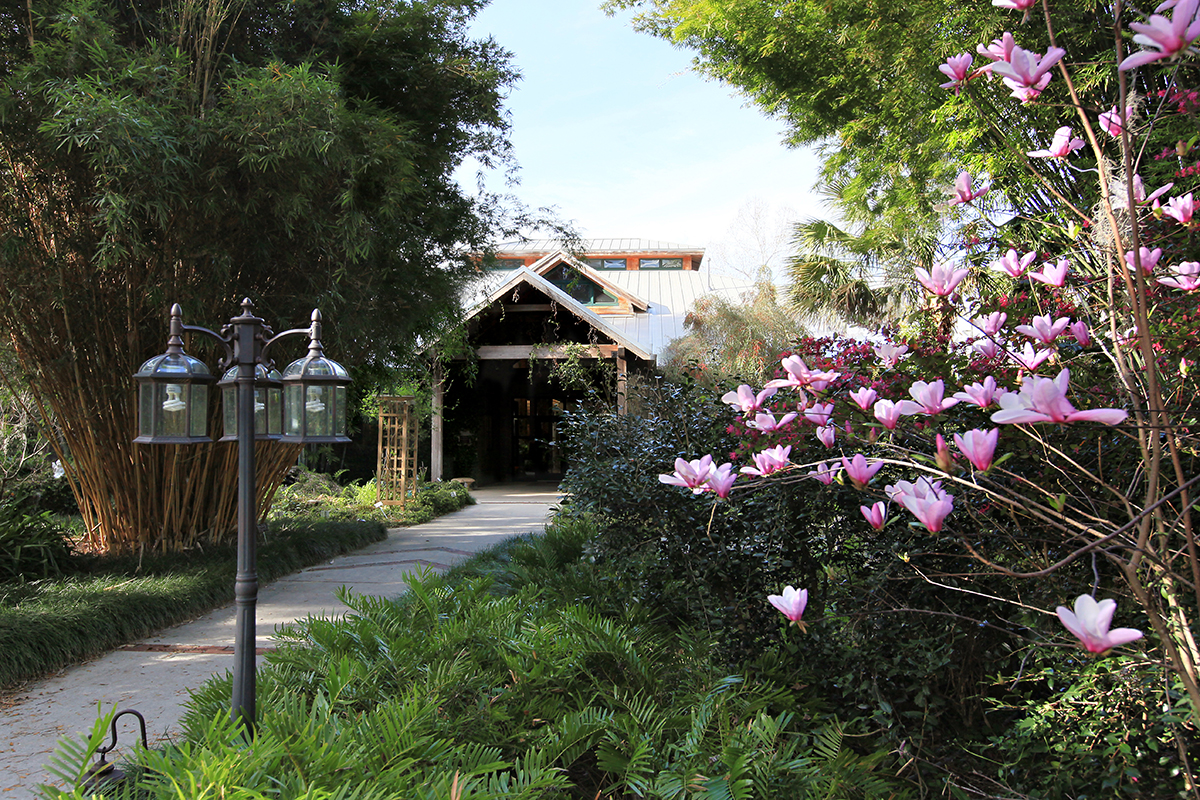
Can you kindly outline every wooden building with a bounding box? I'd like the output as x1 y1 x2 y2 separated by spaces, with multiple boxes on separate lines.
430 239 753 484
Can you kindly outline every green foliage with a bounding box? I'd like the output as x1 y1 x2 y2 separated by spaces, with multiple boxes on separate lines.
607 0 1187 308
267 468 474 527
979 655 1195 797
46 555 907 799
0 519 384 688
554 367 1195 792
785 182 944 328
0 501 73 582
661 278 807 385
0 0 536 550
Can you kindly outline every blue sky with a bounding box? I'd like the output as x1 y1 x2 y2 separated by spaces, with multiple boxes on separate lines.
457 0 826 278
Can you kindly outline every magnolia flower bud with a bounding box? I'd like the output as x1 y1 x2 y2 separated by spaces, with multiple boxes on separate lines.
936 434 954 472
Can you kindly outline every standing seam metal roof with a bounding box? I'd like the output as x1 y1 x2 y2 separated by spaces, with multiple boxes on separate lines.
491 238 703 254
462 250 754 361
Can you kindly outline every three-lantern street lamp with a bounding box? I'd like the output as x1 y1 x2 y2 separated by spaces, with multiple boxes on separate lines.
133 299 350 732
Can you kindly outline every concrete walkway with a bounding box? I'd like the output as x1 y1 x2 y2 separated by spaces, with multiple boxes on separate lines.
0 484 560 799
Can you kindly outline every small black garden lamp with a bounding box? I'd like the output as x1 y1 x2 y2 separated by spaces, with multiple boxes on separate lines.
133 299 350 733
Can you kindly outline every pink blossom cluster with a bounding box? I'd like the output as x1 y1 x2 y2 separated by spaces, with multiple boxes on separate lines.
661 336 1127 533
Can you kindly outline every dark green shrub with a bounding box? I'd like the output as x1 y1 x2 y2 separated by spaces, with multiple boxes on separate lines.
269 468 473 526
555 374 1126 788
132 571 909 800
979 652 1195 797
415 481 474 515
0 500 73 581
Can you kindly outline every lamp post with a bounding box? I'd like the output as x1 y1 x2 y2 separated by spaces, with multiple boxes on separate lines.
133 299 350 732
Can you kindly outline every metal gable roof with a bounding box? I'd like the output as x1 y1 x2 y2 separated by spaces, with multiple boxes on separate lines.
525 250 650 311
466 266 655 362
492 238 703 255
601 270 758 359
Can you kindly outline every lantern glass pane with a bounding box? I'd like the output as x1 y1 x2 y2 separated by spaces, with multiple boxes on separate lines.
334 385 347 435
267 386 283 436
223 385 237 438
189 385 208 438
252 385 269 432
285 384 303 437
305 386 331 437
139 383 156 438
160 383 189 438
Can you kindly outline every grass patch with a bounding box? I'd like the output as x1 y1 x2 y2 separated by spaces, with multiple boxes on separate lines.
0 519 385 690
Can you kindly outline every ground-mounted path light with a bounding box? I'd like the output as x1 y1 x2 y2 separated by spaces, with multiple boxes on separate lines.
134 299 350 733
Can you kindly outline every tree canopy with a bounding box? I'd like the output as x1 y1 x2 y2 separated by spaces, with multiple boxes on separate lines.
0 0 524 550
607 0 1186 269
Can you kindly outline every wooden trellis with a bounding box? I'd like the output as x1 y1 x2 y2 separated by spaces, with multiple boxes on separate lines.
377 395 418 507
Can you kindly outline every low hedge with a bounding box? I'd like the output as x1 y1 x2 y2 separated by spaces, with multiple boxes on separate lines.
0 519 386 690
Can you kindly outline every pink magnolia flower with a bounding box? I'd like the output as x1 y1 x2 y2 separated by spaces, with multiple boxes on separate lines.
976 32 1018 73
1157 261 1200 291
808 461 841 485
1163 192 1195 224
659 456 717 493
873 399 903 430
1028 259 1069 287
860 501 887 531
1118 0 1200 71
705 463 738 499
886 477 944 502
907 489 955 533
740 445 792 477
1007 342 1053 371
954 428 1000 471
1125 246 1162 273
748 411 798 432
976 311 1008 335
1098 106 1129 136
721 384 778 414
974 338 1002 360
1015 314 1071 345
1028 126 1085 158
874 341 909 368
991 249 1037 279
804 401 835 426
897 379 961 416
954 376 1004 408
766 356 841 392
939 53 975 94
1133 175 1174 205
916 262 969 296
991 368 1129 425
816 424 837 448
849 387 878 411
949 170 989 205
889 477 955 533
1056 594 1144 654
992 0 1036 20
768 585 809 628
841 454 884 489
1070 320 1091 347
991 45 1066 101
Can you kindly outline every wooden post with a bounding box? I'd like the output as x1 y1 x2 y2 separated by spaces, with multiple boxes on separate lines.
431 360 444 482
616 347 628 416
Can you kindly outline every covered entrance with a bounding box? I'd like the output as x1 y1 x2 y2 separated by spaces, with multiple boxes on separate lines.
430 257 651 484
